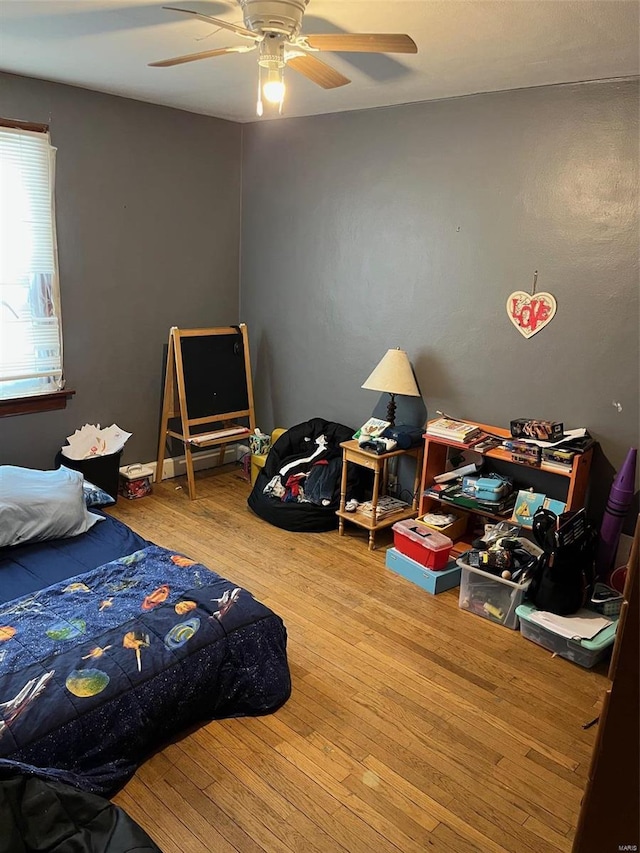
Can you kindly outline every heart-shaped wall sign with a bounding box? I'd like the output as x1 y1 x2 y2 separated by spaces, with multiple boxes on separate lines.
506 291 557 338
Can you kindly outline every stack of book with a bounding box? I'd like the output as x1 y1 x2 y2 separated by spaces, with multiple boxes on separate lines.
426 418 482 445
358 496 409 519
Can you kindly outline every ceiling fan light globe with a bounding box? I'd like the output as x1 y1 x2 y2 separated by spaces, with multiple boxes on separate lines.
263 80 286 103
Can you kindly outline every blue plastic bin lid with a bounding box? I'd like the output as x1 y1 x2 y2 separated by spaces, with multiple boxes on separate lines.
516 603 618 650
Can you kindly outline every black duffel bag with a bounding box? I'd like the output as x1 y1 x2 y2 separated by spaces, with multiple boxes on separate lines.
527 508 597 616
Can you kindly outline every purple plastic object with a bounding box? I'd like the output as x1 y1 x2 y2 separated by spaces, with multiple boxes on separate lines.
595 447 638 578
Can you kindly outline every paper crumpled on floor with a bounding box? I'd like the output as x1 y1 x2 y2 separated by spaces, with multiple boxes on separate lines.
61 423 132 460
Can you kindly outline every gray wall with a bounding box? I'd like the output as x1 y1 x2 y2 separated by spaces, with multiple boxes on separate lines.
0 72 241 468
240 80 639 515
2 75 638 519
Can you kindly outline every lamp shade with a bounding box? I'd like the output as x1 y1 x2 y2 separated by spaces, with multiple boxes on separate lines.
361 348 420 397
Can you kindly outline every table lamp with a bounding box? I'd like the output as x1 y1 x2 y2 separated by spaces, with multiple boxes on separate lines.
361 348 420 427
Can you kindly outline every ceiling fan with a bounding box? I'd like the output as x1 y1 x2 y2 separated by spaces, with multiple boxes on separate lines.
150 0 417 115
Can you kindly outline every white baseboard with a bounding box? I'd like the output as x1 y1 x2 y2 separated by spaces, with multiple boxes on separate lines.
143 443 248 481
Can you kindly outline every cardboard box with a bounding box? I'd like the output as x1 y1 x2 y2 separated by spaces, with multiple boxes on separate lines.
417 510 469 542
386 548 461 594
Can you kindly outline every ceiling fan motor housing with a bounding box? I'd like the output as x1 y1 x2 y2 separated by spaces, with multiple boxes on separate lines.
239 0 309 37
258 35 286 68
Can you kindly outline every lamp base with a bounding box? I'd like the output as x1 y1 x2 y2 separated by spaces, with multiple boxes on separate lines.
386 394 397 428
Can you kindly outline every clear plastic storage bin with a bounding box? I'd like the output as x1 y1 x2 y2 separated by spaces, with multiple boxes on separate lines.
516 603 618 668
457 555 530 629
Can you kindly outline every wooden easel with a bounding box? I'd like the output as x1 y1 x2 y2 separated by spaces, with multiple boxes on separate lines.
156 325 256 499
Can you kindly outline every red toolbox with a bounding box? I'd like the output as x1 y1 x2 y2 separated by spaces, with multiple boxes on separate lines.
392 520 453 570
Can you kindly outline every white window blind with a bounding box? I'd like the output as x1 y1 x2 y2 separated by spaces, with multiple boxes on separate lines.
0 125 64 400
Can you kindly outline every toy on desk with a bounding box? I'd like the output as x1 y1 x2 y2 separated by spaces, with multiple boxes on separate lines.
542 446 576 469
462 474 512 502
354 418 397 453
353 417 390 441
510 440 542 467
359 437 397 454
510 419 564 441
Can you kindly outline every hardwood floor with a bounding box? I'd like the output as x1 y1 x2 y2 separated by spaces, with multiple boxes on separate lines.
110 464 607 853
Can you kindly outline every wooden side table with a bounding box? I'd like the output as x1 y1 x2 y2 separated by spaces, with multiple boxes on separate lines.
336 439 423 551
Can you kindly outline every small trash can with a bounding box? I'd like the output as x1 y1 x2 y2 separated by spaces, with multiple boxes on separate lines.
56 450 123 501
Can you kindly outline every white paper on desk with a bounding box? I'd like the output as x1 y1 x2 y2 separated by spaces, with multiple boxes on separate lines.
517 428 587 449
528 608 612 640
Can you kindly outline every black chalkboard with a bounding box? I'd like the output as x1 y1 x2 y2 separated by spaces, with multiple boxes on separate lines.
156 324 256 499
179 331 249 421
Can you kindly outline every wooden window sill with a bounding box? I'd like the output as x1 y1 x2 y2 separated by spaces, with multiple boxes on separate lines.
0 389 75 417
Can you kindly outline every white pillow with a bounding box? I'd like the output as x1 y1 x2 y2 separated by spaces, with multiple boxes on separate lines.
0 465 104 548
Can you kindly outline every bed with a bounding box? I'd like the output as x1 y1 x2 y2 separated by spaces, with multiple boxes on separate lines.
0 498 291 797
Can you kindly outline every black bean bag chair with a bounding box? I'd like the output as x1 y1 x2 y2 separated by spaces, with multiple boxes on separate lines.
0 760 161 853
247 418 367 533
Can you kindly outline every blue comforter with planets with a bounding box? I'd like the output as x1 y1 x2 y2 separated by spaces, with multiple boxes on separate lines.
0 545 291 795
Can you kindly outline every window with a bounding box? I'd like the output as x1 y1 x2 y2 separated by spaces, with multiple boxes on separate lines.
0 120 65 404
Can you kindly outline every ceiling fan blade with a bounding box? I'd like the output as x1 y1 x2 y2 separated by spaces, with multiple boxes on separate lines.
149 44 255 67
305 33 417 54
162 6 260 41
287 53 351 89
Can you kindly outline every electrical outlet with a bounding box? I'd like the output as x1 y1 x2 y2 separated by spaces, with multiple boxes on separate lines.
388 476 399 496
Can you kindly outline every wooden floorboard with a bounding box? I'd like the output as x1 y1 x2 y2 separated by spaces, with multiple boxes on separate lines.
110 465 608 853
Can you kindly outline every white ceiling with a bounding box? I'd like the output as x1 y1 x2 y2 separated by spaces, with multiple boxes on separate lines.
1 0 638 123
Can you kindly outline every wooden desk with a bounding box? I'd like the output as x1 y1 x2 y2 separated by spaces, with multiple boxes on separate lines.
336 439 423 551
